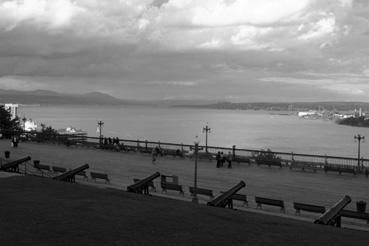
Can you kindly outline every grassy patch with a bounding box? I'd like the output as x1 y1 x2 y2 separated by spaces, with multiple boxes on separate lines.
0 176 368 246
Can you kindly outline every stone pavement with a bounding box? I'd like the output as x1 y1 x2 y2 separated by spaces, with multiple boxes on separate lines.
1 139 368 229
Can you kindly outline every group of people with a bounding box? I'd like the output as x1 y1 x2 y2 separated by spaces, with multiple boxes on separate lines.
11 136 19 148
216 151 232 168
102 137 120 145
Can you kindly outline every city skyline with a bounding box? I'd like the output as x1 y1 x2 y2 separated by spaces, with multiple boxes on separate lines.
0 0 368 102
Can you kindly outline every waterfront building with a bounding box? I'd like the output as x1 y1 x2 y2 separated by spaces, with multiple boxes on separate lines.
58 127 87 136
4 104 19 120
24 120 38 132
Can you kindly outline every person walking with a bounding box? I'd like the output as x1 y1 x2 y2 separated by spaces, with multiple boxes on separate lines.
227 151 232 168
152 146 158 164
220 152 225 167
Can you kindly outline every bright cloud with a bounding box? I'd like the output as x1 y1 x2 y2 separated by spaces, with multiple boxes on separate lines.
0 0 83 30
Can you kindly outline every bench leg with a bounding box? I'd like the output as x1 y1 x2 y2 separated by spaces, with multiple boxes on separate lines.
281 207 285 213
256 203 262 209
295 209 300 215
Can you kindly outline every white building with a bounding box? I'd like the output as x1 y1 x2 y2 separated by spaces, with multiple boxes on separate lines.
298 111 318 118
24 120 38 132
4 104 19 120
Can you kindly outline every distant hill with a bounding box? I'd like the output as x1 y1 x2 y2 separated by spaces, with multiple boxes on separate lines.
180 101 369 112
0 89 137 105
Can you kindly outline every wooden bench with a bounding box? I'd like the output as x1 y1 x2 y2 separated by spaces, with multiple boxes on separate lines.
189 152 213 161
161 182 184 195
134 178 156 192
76 170 88 179
189 186 213 199
90 172 110 184
324 165 356 175
231 193 248 206
220 192 248 206
255 159 282 168
163 149 185 158
340 209 369 224
290 161 318 172
52 166 67 173
255 196 285 212
293 202 325 215
34 161 51 176
234 156 251 164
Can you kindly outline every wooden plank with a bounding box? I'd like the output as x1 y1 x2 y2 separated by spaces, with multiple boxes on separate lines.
293 202 325 214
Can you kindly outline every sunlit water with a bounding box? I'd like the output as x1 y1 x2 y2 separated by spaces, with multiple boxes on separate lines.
18 105 369 158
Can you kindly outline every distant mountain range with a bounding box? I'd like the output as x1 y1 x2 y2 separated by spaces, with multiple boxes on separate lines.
1 89 369 111
179 101 369 112
0 89 219 106
0 89 136 105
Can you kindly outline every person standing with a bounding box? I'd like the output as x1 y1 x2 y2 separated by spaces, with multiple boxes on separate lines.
220 152 225 167
227 151 232 168
152 146 158 164
216 152 221 168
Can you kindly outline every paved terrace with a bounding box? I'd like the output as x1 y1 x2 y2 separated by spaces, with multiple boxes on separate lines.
1 140 368 227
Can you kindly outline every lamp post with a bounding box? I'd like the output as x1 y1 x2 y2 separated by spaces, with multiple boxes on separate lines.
97 120 104 148
354 134 365 169
203 123 211 153
192 136 200 204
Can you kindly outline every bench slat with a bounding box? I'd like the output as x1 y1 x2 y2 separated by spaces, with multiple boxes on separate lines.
161 182 184 195
90 172 110 183
293 202 325 214
255 196 285 212
340 209 369 221
189 187 213 198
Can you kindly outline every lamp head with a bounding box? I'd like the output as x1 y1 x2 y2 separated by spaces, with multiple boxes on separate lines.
194 135 200 145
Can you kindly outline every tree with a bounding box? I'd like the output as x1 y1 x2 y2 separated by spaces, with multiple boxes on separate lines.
0 106 22 138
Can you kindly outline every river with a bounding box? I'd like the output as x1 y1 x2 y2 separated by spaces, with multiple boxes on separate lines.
18 105 369 158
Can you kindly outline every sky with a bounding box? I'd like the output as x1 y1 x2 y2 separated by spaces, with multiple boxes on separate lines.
0 0 368 102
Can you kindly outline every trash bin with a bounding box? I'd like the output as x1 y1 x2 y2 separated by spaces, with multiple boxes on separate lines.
356 201 367 213
4 151 10 159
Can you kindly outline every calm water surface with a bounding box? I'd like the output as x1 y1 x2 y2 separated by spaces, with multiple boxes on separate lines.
18 105 369 158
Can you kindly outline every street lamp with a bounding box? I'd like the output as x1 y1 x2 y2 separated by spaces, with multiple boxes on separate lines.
97 120 104 148
203 123 211 153
192 136 200 204
354 134 365 169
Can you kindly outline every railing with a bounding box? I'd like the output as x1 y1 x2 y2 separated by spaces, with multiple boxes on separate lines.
19 132 369 170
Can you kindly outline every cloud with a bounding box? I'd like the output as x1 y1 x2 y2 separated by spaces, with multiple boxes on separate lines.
259 72 369 96
0 76 46 90
0 0 83 31
0 0 368 101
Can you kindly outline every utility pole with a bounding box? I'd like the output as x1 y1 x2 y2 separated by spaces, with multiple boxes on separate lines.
192 136 200 204
97 120 104 148
354 134 365 169
203 123 211 153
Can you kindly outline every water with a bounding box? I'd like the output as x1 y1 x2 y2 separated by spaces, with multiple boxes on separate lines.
18 105 369 158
